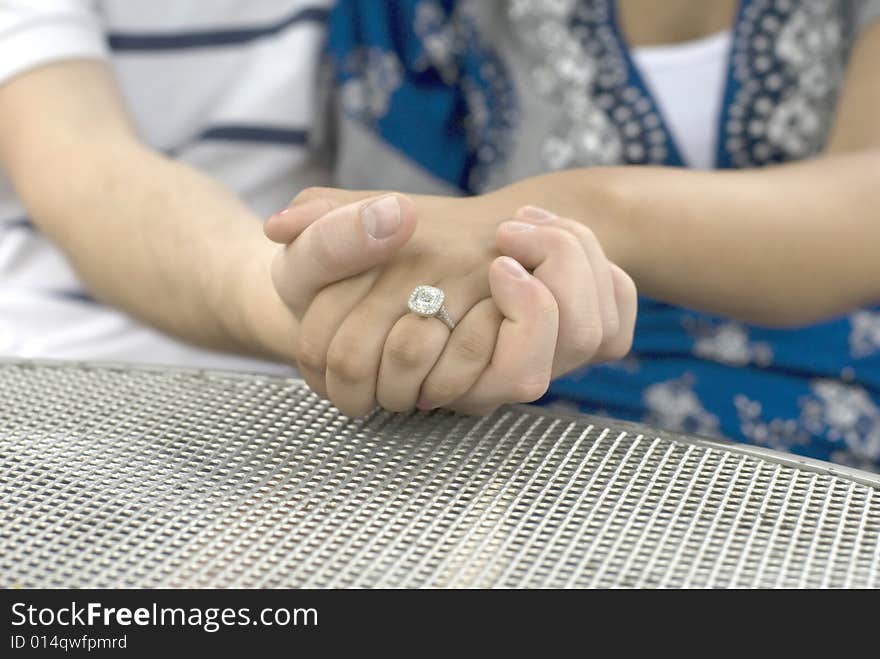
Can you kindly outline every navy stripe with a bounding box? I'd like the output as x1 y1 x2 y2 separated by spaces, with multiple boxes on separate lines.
198 125 308 146
108 6 328 51
1 217 35 230
49 290 98 305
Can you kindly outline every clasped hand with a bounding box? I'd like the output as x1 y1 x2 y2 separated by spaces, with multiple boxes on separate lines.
264 188 637 417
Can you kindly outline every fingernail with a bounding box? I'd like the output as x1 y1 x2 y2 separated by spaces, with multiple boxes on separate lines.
503 220 536 232
516 205 557 222
362 195 401 240
497 256 530 280
267 207 290 223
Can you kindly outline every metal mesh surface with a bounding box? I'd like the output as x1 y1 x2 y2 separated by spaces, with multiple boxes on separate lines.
1 360 878 588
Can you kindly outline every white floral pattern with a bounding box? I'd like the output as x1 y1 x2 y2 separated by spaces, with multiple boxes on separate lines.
339 48 403 124
735 394 811 451
767 1 844 158
508 0 629 168
686 320 773 366
849 310 880 358
724 0 848 166
413 1 462 83
801 380 880 465
413 0 519 191
505 0 853 170
643 375 721 436
334 0 518 192
735 380 880 469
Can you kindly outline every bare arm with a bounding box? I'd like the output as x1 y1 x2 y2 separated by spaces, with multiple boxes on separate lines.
480 21 880 327
0 60 297 361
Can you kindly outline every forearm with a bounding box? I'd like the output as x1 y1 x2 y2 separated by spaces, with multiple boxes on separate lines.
0 60 297 362
8 138 296 362
488 151 880 326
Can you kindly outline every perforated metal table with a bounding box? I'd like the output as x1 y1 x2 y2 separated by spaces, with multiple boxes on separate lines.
1 360 878 588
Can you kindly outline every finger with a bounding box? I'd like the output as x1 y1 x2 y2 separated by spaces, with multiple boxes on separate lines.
271 193 417 317
375 314 449 413
265 187 383 244
450 256 558 416
264 197 339 244
294 271 379 399
508 207 620 340
376 268 491 412
547 216 619 338
496 220 603 375
508 209 619 337
324 277 414 417
594 263 638 362
415 298 502 411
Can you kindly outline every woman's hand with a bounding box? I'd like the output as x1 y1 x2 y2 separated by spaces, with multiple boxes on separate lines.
265 188 637 417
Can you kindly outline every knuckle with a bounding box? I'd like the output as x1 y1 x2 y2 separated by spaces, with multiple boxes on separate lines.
326 339 371 383
546 226 583 253
569 323 603 356
577 223 597 244
559 219 595 244
451 329 492 364
294 332 327 373
384 331 427 370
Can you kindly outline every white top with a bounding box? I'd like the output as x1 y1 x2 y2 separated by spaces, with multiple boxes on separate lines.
0 0 332 373
632 30 733 170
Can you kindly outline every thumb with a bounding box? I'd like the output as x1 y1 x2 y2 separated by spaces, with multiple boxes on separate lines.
271 193 417 316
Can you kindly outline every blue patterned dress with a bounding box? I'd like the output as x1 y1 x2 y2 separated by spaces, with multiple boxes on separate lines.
324 0 880 471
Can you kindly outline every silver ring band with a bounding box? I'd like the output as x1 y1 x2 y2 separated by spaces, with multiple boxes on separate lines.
408 285 456 331
433 305 456 331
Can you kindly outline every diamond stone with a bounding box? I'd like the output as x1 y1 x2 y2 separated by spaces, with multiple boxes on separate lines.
408 285 444 316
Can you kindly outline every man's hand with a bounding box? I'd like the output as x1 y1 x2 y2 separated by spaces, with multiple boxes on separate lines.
265 188 637 418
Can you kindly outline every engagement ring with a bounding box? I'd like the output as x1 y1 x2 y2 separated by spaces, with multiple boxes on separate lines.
407 285 456 331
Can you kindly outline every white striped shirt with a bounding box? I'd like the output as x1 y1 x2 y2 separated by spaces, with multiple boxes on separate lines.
0 0 332 371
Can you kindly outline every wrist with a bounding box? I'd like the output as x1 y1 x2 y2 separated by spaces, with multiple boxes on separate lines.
226 238 299 364
576 167 640 273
